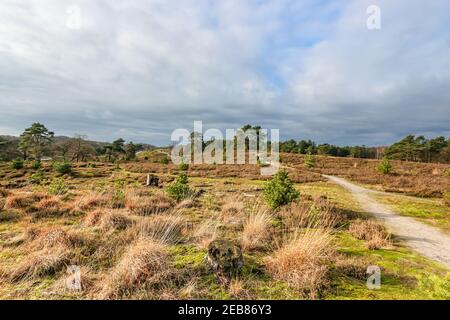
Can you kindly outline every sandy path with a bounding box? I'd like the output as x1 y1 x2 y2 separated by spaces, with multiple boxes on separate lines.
324 175 450 268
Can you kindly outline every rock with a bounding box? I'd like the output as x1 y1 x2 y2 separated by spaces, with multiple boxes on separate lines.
206 240 244 274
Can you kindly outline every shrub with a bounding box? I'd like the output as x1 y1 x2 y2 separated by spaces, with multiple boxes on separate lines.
30 170 44 184
53 161 72 175
445 168 450 177
166 173 193 201
31 161 41 170
263 170 299 209
377 158 393 175
160 157 170 165
10 158 24 170
178 161 189 171
48 178 68 196
304 153 315 168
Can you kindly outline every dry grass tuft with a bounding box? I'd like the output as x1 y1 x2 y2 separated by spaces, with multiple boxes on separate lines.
334 255 371 281
129 214 186 244
191 219 220 249
30 196 70 219
74 192 110 211
265 228 334 299
100 211 133 231
280 200 338 231
349 219 391 250
242 209 272 251
176 198 195 209
84 209 105 227
4 193 38 209
98 240 169 299
221 199 244 216
9 248 70 282
126 193 174 216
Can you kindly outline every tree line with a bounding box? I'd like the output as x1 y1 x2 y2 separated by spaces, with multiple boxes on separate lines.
0 123 143 163
280 135 450 163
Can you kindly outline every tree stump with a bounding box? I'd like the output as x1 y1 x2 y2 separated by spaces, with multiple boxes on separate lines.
146 174 159 187
206 240 244 274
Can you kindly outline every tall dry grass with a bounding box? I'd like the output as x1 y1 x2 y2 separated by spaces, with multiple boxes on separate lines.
98 239 169 299
241 208 272 251
265 228 334 299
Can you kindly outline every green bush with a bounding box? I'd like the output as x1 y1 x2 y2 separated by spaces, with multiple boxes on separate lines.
48 178 68 195
160 157 170 164
178 161 189 171
53 161 72 175
10 158 24 170
30 170 44 184
445 168 450 176
377 158 393 175
166 173 193 201
31 161 41 170
263 170 299 209
304 152 316 168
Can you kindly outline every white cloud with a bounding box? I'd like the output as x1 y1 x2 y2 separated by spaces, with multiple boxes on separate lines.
0 0 449 145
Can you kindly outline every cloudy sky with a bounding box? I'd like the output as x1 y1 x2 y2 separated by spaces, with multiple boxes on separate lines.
1 0 449 146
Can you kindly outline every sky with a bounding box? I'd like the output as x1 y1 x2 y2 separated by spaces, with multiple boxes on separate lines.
0 0 449 146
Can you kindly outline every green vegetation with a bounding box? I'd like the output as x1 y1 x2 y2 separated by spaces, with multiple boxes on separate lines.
47 178 68 195
166 173 193 201
53 161 72 175
304 152 316 168
10 158 24 170
377 157 393 175
263 170 299 209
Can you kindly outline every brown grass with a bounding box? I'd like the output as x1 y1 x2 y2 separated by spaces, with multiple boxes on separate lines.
9 247 70 282
129 214 186 244
191 219 220 249
100 211 133 231
84 209 105 227
98 240 169 299
126 192 174 216
265 228 334 299
74 192 110 211
242 209 272 251
349 219 391 250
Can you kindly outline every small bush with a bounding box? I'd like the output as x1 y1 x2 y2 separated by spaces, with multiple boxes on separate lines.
178 161 189 171
10 158 24 170
445 168 450 176
166 173 193 201
31 161 41 170
30 170 44 184
304 153 316 168
160 157 170 165
53 161 72 175
263 170 299 209
377 158 393 175
48 178 68 196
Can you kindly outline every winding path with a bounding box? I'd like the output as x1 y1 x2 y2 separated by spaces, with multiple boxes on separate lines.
324 175 450 268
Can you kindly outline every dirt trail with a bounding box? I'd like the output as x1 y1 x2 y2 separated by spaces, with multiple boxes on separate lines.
324 175 450 268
